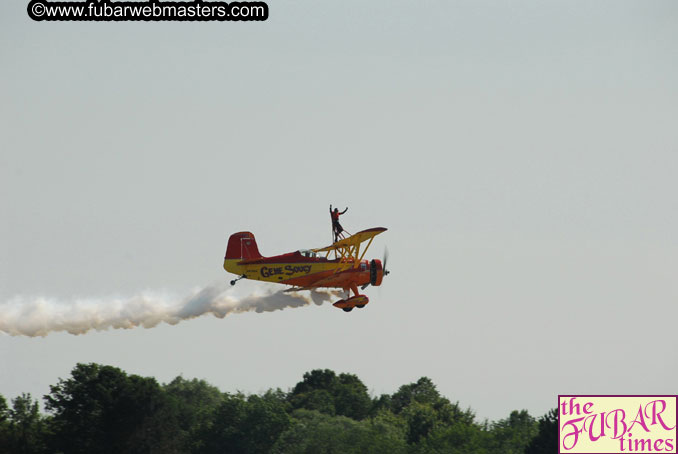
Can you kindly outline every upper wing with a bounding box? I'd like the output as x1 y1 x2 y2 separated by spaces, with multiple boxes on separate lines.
313 227 387 253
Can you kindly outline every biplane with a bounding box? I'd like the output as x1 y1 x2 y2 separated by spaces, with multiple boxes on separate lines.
223 228 389 311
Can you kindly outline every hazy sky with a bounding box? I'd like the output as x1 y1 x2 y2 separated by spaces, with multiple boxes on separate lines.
1 0 677 421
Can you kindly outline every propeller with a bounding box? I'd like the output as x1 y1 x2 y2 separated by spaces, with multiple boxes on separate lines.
361 247 391 290
375 246 390 297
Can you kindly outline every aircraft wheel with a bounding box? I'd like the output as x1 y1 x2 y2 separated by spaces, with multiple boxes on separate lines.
356 304 366 309
342 307 353 312
230 280 236 286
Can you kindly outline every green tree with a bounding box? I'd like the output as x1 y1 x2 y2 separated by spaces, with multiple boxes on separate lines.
402 401 438 444
412 420 490 454
163 376 223 452
198 391 290 454
370 409 407 444
332 373 372 420
291 369 337 394
290 389 336 415
0 394 10 454
525 408 558 454
388 377 476 445
0 394 7 422
244 392 292 453
391 377 474 423
371 393 393 416
197 393 247 454
7 393 48 454
490 410 538 454
391 377 442 413
272 409 407 454
289 369 372 420
45 363 181 454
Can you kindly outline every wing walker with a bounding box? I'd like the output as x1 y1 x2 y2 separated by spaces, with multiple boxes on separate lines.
223 210 389 312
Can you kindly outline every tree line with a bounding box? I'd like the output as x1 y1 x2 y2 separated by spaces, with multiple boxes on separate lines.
0 363 557 453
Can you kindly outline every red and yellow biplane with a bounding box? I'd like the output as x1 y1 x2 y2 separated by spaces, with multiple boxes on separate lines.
223 228 389 311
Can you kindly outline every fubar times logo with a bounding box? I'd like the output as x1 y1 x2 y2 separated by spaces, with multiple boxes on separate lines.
559 395 677 454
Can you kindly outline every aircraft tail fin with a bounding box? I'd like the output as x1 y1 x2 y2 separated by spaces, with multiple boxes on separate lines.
225 232 263 261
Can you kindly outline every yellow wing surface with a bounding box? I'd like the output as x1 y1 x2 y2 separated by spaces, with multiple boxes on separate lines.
313 227 387 268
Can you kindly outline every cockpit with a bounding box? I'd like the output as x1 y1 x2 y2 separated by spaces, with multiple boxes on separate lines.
298 249 317 258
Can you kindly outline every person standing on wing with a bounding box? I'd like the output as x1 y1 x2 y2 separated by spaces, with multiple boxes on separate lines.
330 204 348 243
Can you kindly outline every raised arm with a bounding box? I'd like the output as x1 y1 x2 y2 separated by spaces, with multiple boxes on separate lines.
340 207 348 215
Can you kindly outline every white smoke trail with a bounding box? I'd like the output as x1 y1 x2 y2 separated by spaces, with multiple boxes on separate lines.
0 282 340 337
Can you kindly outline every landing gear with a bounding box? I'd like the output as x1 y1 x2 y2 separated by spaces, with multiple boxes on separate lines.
333 284 368 312
230 275 246 286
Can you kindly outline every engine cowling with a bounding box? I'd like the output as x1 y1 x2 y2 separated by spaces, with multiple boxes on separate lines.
370 259 384 286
